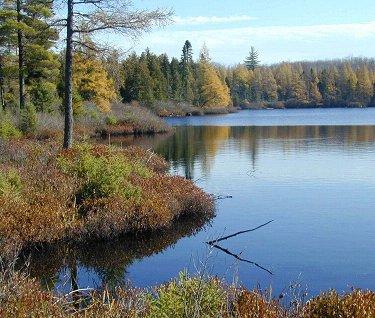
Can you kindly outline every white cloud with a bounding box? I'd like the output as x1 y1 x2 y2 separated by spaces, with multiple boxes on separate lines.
131 20 375 63
106 20 375 64
173 15 256 26
151 21 375 45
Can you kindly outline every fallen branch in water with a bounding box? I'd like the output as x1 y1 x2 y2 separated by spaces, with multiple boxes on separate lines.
206 220 274 245
206 220 274 274
212 194 233 200
210 243 273 275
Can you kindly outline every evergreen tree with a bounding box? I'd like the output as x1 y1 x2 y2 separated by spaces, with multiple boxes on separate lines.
290 66 308 103
308 68 322 104
170 57 182 101
343 63 357 102
180 40 194 102
244 46 260 71
144 49 167 101
0 0 58 110
319 68 337 105
356 65 373 104
274 63 294 100
230 65 252 105
159 53 172 98
261 68 278 101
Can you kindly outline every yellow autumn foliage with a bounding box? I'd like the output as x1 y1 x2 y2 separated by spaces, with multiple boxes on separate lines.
73 54 116 113
199 61 231 108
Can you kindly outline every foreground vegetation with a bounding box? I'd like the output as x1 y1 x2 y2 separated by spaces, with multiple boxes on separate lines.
0 139 213 254
1 264 375 318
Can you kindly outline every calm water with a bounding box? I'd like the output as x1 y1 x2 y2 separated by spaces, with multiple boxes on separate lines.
26 108 375 297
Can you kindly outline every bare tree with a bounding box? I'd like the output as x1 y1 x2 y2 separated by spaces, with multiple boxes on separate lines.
58 0 172 148
0 55 5 111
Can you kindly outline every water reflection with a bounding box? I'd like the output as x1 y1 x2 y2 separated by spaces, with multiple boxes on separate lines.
20 215 211 293
24 122 375 295
121 126 375 180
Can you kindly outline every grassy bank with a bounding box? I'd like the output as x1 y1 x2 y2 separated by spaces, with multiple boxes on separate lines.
0 139 214 255
0 102 171 142
1 264 375 317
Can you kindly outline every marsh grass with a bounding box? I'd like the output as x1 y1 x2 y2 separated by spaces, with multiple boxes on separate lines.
97 102 171 137
0 140 214 254
2 257 375 318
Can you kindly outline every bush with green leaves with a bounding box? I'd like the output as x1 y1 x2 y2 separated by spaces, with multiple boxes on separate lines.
0 114 22 139
57 143 152 203
29 81 60 113
0 169 23 198
20 104 38 134
105 114 118 126
148 272 228 318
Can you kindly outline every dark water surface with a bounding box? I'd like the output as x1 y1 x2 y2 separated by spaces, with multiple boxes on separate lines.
27 109 375 297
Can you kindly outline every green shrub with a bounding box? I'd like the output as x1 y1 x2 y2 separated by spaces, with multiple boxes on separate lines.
29 81 60 113
148 272 228 318
105 114 118 126
0 115 22 139
20 104 38 134
57 143 152 202
0 169 23 198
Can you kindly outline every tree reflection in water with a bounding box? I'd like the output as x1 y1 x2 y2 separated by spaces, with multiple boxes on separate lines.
18 214 213 293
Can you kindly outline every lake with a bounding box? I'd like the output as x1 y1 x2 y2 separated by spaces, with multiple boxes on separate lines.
26 108 375 298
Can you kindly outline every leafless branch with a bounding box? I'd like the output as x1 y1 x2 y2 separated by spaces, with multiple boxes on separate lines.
207 220 274 245
210 244 273 275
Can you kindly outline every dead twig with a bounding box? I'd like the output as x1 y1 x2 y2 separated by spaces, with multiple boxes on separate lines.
210 244 273 275
207 220 274 245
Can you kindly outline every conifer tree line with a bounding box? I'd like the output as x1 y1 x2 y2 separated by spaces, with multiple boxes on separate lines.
1 0 375 142
119 44 375 109
120 41 230 107
230 55 375 108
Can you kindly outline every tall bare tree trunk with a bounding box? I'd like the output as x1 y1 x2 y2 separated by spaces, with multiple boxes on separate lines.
0 55 5 111
63 0 74 149
16 0 25 110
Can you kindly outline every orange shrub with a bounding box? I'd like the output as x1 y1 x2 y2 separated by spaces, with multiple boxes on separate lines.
0 140 214 253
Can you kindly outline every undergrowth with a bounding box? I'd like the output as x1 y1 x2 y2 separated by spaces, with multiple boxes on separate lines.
1 263 375 318
0 140 214 253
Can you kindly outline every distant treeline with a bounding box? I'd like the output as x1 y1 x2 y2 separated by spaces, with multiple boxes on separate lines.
119 44 375 109
230 57 375 108
1 18 375 114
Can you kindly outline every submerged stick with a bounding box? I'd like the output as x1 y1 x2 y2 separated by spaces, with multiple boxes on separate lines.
206 220 274 245
210 244 273 275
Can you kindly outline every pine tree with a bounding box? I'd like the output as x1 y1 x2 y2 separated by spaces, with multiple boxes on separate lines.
144 49 167 101
180 40 194 102
159 53 172 98
290 67 308 103
319 68 337 105
170 57 182 101
343 63 357 102
274 63 294 100
308 68 322 104
244 46 260 71
0 0 59 112
356 65 373 104
261 68 278 101
230 65 252 105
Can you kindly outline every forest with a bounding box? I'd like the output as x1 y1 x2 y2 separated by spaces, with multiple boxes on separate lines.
1 0 375 133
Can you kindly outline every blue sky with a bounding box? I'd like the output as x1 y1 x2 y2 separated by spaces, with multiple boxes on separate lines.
111 0 375 65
